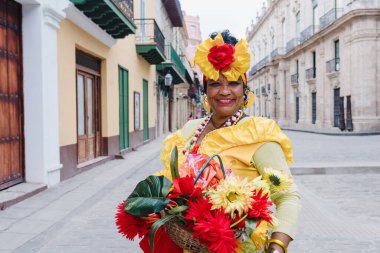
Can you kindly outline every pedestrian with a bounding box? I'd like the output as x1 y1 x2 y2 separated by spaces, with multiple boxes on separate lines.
156 30 301 253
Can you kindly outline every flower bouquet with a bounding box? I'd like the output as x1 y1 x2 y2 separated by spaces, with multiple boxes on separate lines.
115 147 292 253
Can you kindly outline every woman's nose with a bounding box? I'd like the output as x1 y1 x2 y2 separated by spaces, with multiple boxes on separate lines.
219 83 231 94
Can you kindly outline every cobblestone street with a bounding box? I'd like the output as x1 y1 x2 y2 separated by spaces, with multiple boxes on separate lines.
0 131 379 252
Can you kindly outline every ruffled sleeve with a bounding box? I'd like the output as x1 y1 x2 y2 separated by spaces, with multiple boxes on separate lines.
198 117 294 165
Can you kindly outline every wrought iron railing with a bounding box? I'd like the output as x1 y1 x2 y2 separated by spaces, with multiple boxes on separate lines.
286 38 299 54
271 48 278 59
112 0 134 21
305 67 316 80
320 8 344 30
164 44 186 78
326 58 340 73
291 73 299 84
249 65 258 76
300 25 319 43
134 19 165 54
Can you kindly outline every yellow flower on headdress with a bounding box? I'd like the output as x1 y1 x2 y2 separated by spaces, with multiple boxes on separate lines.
194 33 250 83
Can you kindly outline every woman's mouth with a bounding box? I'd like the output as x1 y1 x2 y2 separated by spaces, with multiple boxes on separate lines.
217 99 235 105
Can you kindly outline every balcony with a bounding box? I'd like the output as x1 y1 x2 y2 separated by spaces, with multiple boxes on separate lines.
261 86 267 96
270 48 278 59
135 19 165 64
286 38 299 54
300 25 319 43
70 0 136 38
305 67 316 81
320 8 344 30
181 55 195 84
326 58 340 73
249 65 258 76
161 0 183 27
290 73 299 86
156 45 186 84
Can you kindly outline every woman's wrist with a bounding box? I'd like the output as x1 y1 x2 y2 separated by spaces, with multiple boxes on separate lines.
266 238 288 253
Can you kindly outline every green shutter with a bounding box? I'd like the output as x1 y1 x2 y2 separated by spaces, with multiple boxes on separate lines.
119 67 129 149
143 79 149 140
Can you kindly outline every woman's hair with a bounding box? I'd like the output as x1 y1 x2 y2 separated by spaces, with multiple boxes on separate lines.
203 30 240 93
209 30 238 46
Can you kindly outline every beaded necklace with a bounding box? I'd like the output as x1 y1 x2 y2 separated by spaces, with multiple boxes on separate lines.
182 109 244 155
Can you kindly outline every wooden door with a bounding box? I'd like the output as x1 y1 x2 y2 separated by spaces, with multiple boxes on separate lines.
77 71 100 163
0 0 23 190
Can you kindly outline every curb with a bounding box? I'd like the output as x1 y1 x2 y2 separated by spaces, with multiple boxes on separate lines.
282 128 380 136
291 165 380 175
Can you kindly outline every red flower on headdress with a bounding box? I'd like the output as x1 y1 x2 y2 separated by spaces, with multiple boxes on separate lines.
115 201 157 240
207 44 235 71
248 189 274 226
183 196 213 228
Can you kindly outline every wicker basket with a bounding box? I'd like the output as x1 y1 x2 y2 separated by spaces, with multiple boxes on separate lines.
165 218 208 253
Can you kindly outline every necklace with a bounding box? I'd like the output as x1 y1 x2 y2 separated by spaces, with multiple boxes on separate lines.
182 109 243 155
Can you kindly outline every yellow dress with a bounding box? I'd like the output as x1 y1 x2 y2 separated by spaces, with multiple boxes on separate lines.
156 116 301 249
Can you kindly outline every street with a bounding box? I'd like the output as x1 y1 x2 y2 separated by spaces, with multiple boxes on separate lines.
0 131 380 252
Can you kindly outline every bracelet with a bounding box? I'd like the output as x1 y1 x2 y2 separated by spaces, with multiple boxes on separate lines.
267 239 288 253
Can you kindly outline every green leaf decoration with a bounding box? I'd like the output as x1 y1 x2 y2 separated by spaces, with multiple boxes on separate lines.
170 146 180 179
124 175 172 216
149 214 177 251
167 205 189 215
245 218 258 237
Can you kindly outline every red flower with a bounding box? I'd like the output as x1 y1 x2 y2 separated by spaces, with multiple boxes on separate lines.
115 201 157 240
207 44 235 71
183 196 213 228
170 175 195 197
193 210 238 253
248 189 274 226
139 227 182 253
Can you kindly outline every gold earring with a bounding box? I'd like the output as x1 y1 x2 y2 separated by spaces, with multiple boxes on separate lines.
201 95 211 113
242 89 255 108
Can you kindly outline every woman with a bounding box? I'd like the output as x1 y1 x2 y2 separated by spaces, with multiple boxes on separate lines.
157 30 300 253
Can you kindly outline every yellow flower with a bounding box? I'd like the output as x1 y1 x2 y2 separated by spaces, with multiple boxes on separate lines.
262 168 293 193
251 221 269 251
194 33 250 82
208 176 255 218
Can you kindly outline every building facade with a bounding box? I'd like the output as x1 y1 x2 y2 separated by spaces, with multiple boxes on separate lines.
184 11 203 119
246 0 380 133
0 0 195 191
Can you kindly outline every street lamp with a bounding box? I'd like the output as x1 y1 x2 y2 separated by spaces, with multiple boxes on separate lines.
165 71 173 87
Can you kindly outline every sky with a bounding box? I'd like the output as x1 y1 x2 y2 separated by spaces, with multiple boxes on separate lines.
180 0 265 40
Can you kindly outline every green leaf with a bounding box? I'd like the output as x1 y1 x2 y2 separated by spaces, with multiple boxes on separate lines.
245 218 258 237
149 214 177 251
167 205 189 215
124 176 172 216
170 146 180 179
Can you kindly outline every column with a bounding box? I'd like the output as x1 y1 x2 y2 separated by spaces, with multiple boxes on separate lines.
22 0 69 186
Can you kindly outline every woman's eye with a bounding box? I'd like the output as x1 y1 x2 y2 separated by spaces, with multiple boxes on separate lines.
208 82 221 87
229 82 241 86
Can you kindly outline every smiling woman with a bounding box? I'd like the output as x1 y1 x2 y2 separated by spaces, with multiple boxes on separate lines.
152 30 301 253
116 30 301 253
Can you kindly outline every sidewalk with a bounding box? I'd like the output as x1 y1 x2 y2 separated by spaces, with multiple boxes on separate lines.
0 135 166 253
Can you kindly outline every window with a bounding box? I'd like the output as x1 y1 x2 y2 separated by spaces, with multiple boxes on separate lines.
296 96 300 123
312 51 316 78
312 92 317 124
282 19 286 48
334 39 340 71
296 12 300 39
313 2 319 33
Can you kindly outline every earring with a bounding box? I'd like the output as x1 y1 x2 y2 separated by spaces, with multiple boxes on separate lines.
201 95 211 113
242 89 255 109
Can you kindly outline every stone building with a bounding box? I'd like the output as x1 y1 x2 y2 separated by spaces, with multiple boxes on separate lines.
246 0 380 133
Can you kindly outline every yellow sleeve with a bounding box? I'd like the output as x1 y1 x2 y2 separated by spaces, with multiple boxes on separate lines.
252 142 301 240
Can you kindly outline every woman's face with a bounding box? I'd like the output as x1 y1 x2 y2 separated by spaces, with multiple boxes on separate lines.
206 74 244 118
